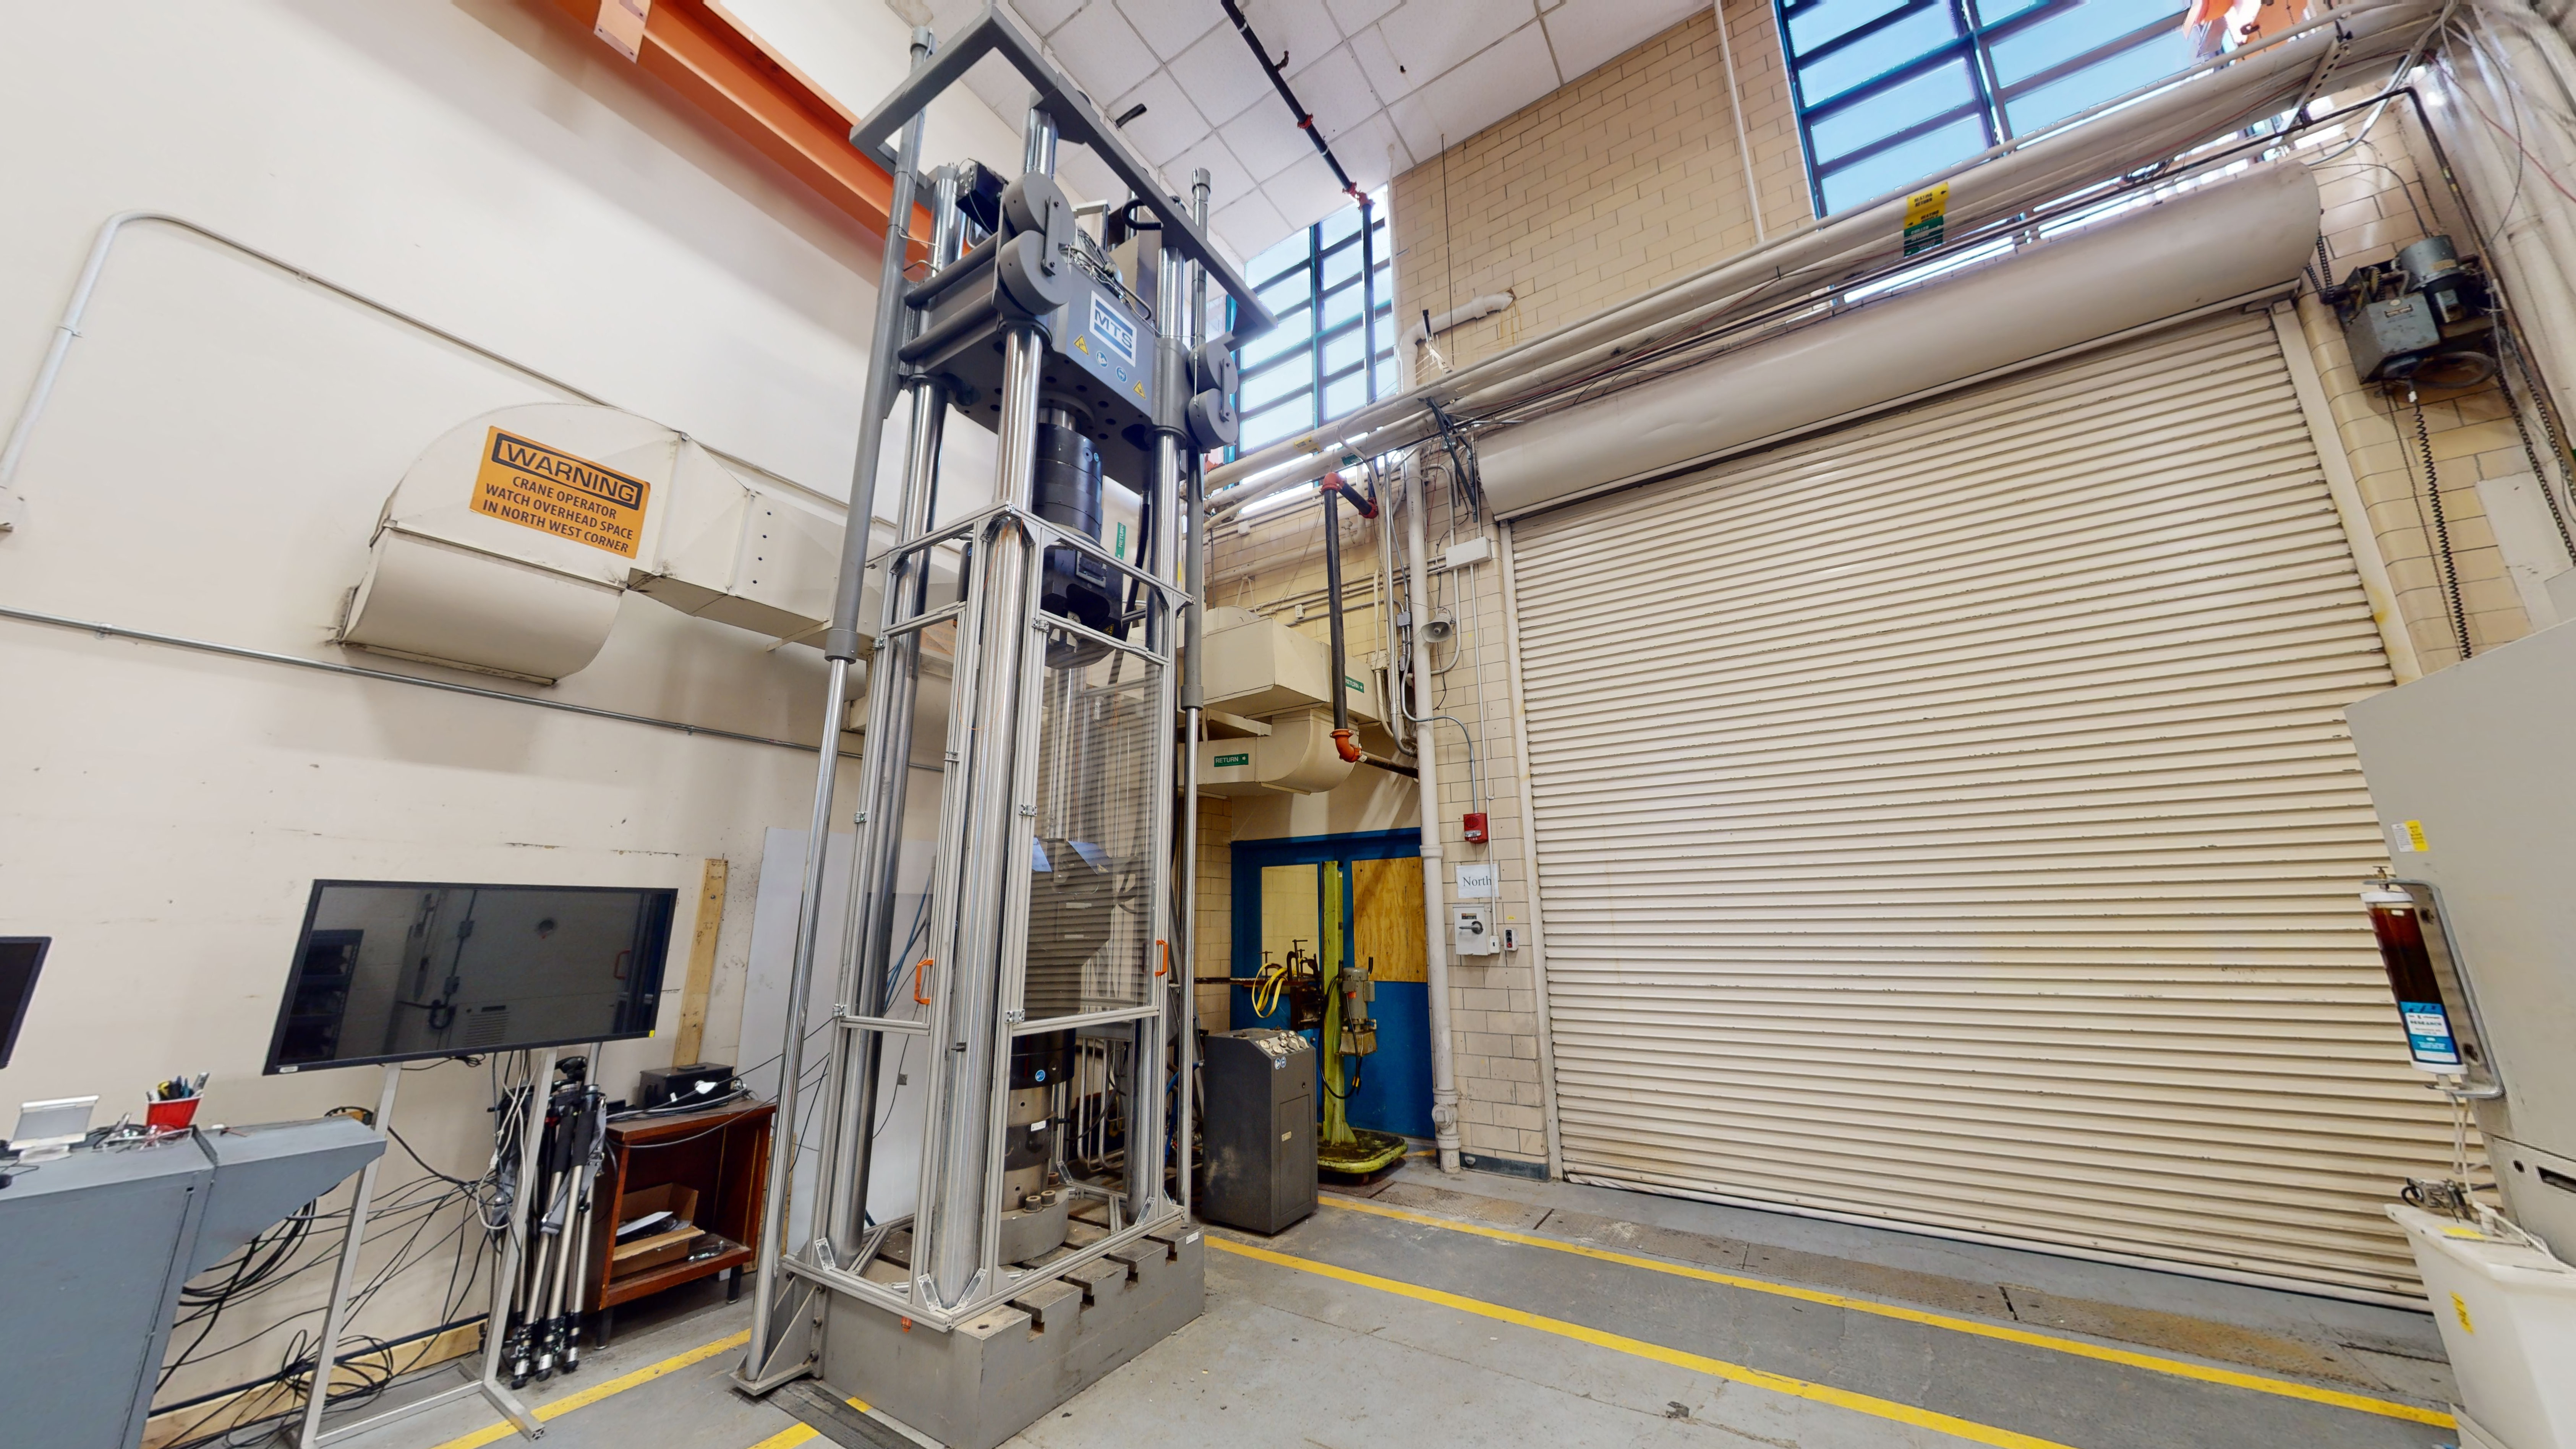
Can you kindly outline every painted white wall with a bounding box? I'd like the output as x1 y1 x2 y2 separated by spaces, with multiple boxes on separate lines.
0 0 1019 1408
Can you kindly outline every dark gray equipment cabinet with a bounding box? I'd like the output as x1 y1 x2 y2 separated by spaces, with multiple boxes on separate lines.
0 1118 383 1449
1199 1028 1316 1234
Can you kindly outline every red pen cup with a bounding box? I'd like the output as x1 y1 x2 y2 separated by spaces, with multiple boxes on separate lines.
146 1097 201 1131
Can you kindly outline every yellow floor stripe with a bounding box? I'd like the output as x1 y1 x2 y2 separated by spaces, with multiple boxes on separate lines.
425 1329 751 1449
741 1393 875 1449
1213 1235 2078 1449
1320 1196 2452 1429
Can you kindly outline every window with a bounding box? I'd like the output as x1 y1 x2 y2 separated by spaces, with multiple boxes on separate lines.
1231 196 1396 456
1780 0 2194 216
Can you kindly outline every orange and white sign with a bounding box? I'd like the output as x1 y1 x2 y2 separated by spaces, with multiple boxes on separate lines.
469 427 650 558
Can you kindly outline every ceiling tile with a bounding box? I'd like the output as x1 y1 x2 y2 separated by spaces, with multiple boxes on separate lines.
1171 23 1276 128
1168 132 1259 209
1540 0 1700 84
1265 152 1355 233
1213 190 1294 258
1383 92 1444 165
1286 43 1381 141
1371 0 1542 86
928 0 992 37
1322 109 1413 190
1113 0 1225 60
1046 2 1162 102
1055 144 1126 207
963 52 1039 151
1409 20 1557 146
1323 0 1404 31
1009 0 1088 34
1348 26 1414 102
1220 98 1316 182
1106 69 1211 167
1241 0 1346 78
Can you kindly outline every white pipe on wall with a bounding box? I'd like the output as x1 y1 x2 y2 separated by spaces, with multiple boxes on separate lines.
1403 292 1515 354
1201 0 2437 517
1403 455 1463 1173
1476 161 2324 517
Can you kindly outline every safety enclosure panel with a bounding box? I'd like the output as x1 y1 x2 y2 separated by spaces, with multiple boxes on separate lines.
1509 311 2455 1297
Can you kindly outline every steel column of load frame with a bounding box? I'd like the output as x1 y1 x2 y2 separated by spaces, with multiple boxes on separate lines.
737 26 936 1392
743 25 1275 1441
821 160 969 1267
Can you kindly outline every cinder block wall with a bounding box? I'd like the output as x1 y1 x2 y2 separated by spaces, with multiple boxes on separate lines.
2294 99 2558 671
1385 0 1810 379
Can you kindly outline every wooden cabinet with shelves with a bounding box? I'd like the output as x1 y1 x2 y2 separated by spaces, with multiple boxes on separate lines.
582 1101 772 1342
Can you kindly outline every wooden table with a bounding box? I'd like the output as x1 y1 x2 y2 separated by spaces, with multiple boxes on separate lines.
583 1101 772 1345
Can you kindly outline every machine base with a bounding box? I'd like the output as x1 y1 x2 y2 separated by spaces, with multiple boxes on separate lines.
818 1225 1204 1449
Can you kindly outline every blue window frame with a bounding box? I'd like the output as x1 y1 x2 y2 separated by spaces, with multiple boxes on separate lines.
1780 0 2194 216
1230 196 1396 457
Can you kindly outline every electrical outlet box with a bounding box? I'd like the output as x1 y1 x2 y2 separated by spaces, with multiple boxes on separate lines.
1442 537 1493 570
1454 906 1499 957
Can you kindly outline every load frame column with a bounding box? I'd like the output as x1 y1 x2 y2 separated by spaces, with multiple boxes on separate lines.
742 26 936 1385
920 101 1057 1310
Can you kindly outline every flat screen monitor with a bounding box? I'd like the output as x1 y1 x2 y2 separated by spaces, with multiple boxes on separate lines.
0 937 46 1070
264 882 677 1073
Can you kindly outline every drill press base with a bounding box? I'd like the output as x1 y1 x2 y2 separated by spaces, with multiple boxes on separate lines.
819 1223 1204 1449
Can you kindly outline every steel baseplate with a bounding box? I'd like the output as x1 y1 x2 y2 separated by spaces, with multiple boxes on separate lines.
819 1225 1203 1449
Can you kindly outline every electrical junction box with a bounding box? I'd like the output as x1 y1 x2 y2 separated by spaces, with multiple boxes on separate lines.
1454 906 1499 958
1442 537 1493 570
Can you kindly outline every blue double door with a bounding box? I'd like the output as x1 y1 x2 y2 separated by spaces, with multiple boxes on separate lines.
1228 830 1432 1141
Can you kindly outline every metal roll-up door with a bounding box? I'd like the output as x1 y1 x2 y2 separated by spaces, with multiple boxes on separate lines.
1510 310 2454 1298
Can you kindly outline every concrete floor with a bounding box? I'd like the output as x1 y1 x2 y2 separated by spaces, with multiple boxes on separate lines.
339 1165 2462 1449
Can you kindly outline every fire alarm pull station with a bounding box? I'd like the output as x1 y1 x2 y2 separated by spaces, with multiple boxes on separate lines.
1462 811 1489 844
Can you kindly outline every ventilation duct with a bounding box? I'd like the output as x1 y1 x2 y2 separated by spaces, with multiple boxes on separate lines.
340 404 876 682
1476 163 2322 518
1484 162 2328 518
1190 605 1383 795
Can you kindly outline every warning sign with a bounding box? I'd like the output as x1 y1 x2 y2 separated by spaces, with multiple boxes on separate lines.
1902 181 1949 256
469 427 650 558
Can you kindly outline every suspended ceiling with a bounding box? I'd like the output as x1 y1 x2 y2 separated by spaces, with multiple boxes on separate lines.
914 0 1708 263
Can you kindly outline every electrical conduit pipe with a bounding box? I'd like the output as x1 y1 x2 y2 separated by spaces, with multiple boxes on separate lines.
1403 455 1463 1173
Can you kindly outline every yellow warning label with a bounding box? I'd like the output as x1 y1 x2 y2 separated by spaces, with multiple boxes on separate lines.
2452 1292 2474 1334
468 427 650 558
2399 819 2430 853
1902 181 1949 255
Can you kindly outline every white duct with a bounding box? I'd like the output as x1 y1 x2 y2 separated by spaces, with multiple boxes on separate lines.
1477 161 2323 517
2430 2 2576 429
1204 0 2438 517
342 402 873 682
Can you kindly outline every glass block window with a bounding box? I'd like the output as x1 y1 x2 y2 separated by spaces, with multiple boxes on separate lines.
1781 0 2193 216
1231 194 1396 455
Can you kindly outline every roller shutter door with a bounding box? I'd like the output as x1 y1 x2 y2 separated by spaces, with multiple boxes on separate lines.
1510 310 2453 1297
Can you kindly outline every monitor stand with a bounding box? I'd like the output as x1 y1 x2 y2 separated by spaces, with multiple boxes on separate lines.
295 1050 561 1447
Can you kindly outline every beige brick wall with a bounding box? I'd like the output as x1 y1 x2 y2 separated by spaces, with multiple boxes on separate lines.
1191 793 1231 1030
1385 0 1810 380
2294 102 2560 670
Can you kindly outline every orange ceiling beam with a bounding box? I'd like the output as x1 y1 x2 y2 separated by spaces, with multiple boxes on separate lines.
536 0 931 255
